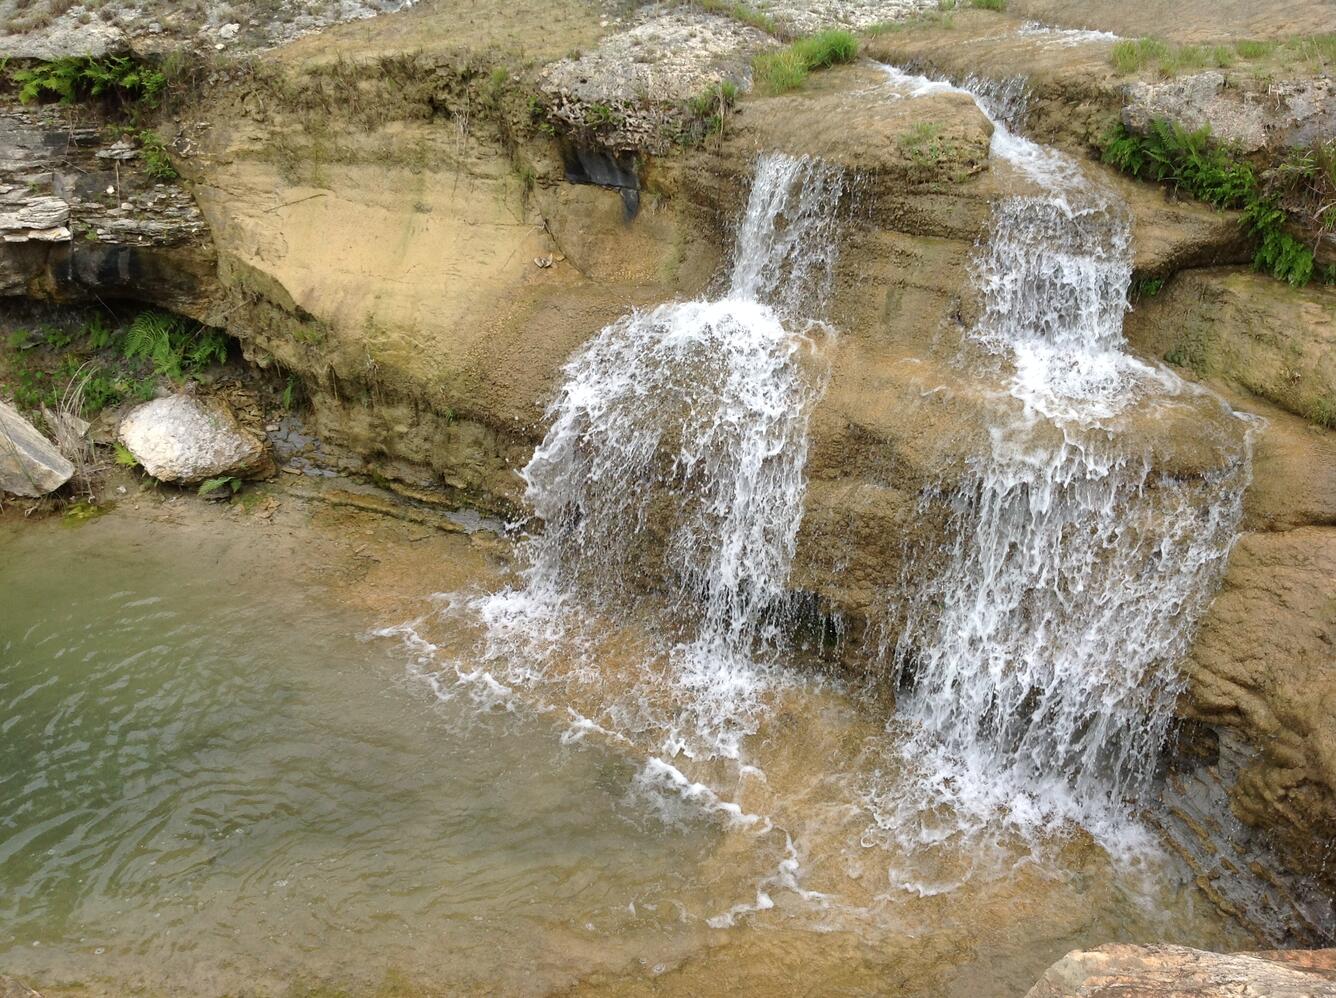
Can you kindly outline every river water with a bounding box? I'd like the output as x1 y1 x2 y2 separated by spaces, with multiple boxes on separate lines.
0 506 1249 997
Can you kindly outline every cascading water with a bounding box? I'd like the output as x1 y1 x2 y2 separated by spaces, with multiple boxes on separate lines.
872 66 1256 850
456 152 846 759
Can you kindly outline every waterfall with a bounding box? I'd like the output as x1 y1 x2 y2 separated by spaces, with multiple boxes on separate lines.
875 66 1255 846
471 153 845 758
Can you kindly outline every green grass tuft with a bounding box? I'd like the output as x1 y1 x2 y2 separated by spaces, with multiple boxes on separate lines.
791 29 859 68
1113 31 1336 76
752 30 858 95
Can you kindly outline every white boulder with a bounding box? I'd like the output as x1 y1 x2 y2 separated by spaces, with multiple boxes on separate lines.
118 394 273 484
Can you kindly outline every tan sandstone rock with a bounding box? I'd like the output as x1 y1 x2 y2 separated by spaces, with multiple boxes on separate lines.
1025 944 1336 997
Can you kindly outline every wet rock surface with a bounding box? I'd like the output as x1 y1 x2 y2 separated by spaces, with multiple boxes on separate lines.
117 392 274 484
0 398 72 496
0 0 1332 967
1025 944 1336 997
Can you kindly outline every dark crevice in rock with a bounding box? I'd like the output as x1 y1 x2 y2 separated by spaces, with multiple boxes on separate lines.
560 141 641 218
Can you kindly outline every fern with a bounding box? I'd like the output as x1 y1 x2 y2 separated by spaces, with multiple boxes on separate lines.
186 330 229 370
10 55 167 108
123 311 184 379
1102 120 1319 286
198 475 242 498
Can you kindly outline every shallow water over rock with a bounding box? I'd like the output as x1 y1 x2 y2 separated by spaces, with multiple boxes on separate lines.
0 511 1254 997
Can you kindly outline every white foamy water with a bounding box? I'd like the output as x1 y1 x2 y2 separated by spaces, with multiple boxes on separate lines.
392 152 844 771
876 65 1256 856
482 153 844 759
1018 21 1121 47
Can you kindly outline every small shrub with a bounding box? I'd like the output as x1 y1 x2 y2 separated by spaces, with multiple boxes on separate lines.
122 311 230 380
898 120 957 172
1308 393 1336 429
1131 275 1166 300
695 0 779 36
585 102 616 128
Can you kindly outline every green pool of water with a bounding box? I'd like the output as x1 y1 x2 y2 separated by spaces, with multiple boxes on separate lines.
0 513 1251 997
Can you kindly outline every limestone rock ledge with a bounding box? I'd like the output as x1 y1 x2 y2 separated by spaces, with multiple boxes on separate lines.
0 106 219 321
1025 944 1336 997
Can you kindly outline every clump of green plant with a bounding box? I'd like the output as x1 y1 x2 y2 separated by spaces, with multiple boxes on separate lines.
866 10 955 33
2 316 158 419
1308 393 1336 429
752 49 808 94
680 80 740 144
1234 39 1278 59
584 102 617 128
198 475 244 500
1102 119 1321 286
695 0 780 36
136 129 178 181
968 0 1006 10
11 55 166 108
1131 275 1166 300
752 30 859 95
122 311 230 380
898 120 957 173
1112 32 1336 77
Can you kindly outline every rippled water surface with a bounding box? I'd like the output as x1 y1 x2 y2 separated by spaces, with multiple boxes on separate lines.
0 515 1250 996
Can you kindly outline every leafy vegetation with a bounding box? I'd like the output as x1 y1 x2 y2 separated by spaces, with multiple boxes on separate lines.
1130 275 1166 300
1 310 233 423
752 30 859 95
199 475 245 499
136 129 178 181
10 55 166 108
678 80 740 145
1102 119 1330 286
123 311 230 380
968 0 1006 10
898 121 957 173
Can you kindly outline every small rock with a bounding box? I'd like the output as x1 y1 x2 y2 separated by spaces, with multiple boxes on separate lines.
117 394 274 484
0 975 42 997
96 140 139 161
0 400 74 497
218 22 241 39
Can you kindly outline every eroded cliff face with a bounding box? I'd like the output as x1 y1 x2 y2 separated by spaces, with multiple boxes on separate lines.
1 0 1333 942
